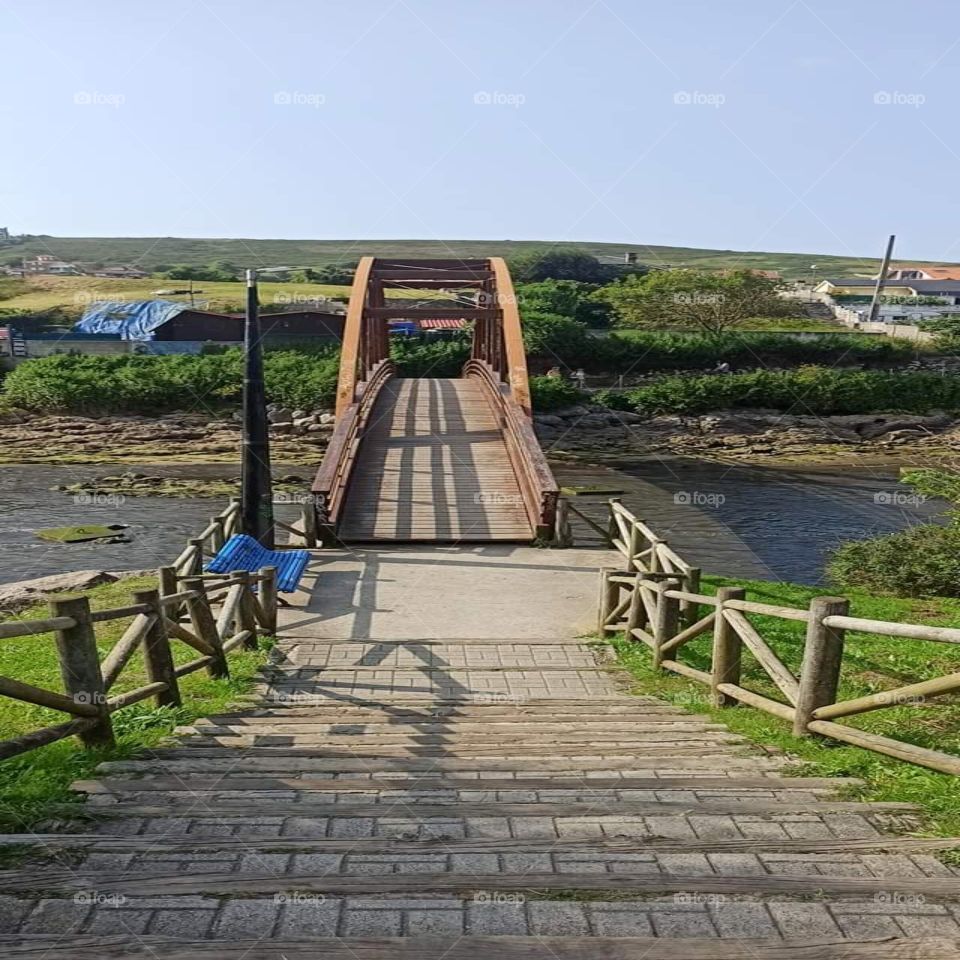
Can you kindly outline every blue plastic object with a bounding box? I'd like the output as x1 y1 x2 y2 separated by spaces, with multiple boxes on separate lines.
205 534 310 593
74 299 187 340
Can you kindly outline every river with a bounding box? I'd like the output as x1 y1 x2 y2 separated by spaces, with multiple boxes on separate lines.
0 460 948 587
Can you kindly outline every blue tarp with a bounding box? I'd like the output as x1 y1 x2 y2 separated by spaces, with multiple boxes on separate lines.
74 300 187 341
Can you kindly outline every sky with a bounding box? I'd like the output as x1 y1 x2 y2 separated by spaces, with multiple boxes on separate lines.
4 0 960 261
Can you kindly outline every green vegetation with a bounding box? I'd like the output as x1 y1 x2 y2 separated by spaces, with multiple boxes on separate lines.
7 235 954 280
828 467 960 598
390 335 470 377
529 375 581 411
0 349 341 414
595 367 960 416
510 250 627 284
516 279 613 327
610 574 960 834
0 576 270 829
600 268 798 335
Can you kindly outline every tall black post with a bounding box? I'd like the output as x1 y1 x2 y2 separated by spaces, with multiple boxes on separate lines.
240 268 274 547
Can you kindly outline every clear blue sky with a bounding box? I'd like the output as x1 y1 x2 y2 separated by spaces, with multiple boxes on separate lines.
5 0 960 260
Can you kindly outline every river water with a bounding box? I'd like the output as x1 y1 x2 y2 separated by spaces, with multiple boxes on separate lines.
0 459 948 587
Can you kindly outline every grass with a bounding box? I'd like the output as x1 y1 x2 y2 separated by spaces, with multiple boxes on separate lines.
0 575 271 831
609 574 960 836
3 236 958 279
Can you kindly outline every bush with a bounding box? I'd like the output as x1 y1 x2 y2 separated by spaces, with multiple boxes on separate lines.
0 349 341 414
390 336 471 377
595 367 960 417
828 524 960 597
529 375 580 411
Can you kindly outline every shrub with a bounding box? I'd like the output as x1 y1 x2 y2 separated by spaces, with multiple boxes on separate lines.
595 367 960 417
390 336 471 377
529 375 580 411
828 524 960 597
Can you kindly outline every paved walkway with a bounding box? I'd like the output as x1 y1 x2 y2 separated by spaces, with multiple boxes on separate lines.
0 546 959 957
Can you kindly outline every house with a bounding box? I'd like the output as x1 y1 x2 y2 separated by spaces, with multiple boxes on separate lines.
816 278 960 303
91 265 150 279
880 264 960 282
74 300 345 343
22 255 79 275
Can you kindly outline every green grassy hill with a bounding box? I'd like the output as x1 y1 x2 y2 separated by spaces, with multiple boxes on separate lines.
3 236 952 279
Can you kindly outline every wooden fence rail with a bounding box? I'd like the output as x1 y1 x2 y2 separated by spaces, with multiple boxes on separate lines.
0 500 280 762
594 499 960 777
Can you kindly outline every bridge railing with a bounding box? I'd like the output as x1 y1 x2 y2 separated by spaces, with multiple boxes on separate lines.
596 500 960 777
0 506 280 761
464 359 558 537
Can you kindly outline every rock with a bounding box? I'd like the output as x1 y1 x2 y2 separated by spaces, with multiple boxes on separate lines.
270 422 293 435
307 422 333 433
291 409 309 420
268 408 293 424
293 417 315 429
319 413 336 425
534 415 565 427
0 571 120 615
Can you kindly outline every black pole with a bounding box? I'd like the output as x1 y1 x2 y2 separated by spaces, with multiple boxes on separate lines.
240 268 274 547
868 234 896 324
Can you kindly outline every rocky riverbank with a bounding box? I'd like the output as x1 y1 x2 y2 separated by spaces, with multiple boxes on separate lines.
536 406 960 465
0 406 335 464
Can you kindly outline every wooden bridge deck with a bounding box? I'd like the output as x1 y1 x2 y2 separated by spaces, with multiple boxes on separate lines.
338 378 533 542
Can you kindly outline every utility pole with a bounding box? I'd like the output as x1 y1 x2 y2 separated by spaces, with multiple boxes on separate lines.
240 268 274 547
868 234 896 324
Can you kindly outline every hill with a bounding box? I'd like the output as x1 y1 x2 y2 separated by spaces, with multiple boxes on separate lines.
2 236 952 280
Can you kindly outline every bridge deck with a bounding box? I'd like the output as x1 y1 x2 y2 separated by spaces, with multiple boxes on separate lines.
338 378 533 542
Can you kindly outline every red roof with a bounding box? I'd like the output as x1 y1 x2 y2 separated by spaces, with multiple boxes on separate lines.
418 317 467 330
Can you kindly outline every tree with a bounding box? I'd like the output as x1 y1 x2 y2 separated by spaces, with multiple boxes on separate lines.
517 279 614 327
509 249 623 284
600 268 792 336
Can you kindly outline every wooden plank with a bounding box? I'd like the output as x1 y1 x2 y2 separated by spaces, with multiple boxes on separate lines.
69 775 855 794
6 832 951 856
5 869 953 899
1 935 957 959
53 798 913 820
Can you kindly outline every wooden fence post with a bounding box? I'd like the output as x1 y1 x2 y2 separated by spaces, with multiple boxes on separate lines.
555 499 573 548
681 567 702 628
626 524 641 573
624 574 646 639
597 567 618 634
793 596 850 737
189 537 205 575
50 596 114 748
652 578 681 670
211 517 226 552
606 499 620 548
157 566 177 601
300 503 318 548
711 587 746 707
259 566 278 634
237 571 260 650
182 577 229 679
133 589 181 708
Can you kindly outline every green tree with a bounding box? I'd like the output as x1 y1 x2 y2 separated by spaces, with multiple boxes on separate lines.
517 279 613 327
600 268 792 336
509 249 623 284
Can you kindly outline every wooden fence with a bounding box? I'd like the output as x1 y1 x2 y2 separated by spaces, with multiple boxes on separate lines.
594 499 960 777
0 500 279 761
